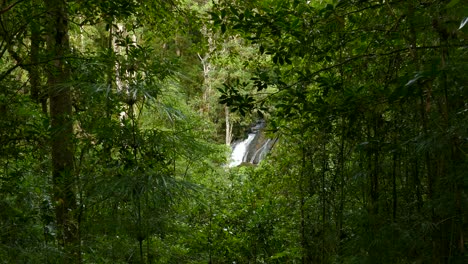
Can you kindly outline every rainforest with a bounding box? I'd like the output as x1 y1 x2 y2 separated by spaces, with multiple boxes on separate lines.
0 0 467 263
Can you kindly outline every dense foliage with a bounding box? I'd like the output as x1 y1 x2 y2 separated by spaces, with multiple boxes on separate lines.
0 0 466 263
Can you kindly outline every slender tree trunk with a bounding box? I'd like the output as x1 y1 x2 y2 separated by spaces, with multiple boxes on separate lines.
198 52 212 114
106 18 114 120
321 165 326 263
299 141 307 264
392 121 398 222
12 0 47 113
299 185 306 264
102 18 115 161
225 105 232 145
369 116 379 215
337 121 346 250
392 150 397 222
45 0 77 262
435 10 465 260
30 1 45 112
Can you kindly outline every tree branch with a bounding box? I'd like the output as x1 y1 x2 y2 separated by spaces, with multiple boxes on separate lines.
0 0 24 15
309 45 467 77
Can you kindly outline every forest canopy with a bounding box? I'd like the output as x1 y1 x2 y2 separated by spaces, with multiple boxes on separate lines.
0 0 466 263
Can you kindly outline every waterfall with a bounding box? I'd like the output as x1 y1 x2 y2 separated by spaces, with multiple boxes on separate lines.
249 138 271 163
228 133 256 167
228 120 274 167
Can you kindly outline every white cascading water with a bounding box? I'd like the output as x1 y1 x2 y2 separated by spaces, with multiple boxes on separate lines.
250 138 271 163
228 133 256 167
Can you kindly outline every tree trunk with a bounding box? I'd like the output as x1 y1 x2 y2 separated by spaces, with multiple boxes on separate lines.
225 105 232 145
30 1 44 110
45 0 78 262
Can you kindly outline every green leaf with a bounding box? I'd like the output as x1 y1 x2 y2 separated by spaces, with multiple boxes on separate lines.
446 0 460 8
272 54 278 64
229 6 239 16
278 56 284 65
232 24 243 30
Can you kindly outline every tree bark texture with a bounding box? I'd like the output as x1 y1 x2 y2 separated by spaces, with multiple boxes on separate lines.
45 0 77 261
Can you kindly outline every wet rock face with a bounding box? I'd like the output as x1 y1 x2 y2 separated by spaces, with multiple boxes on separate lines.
238 162 255 167
250 119 266 133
